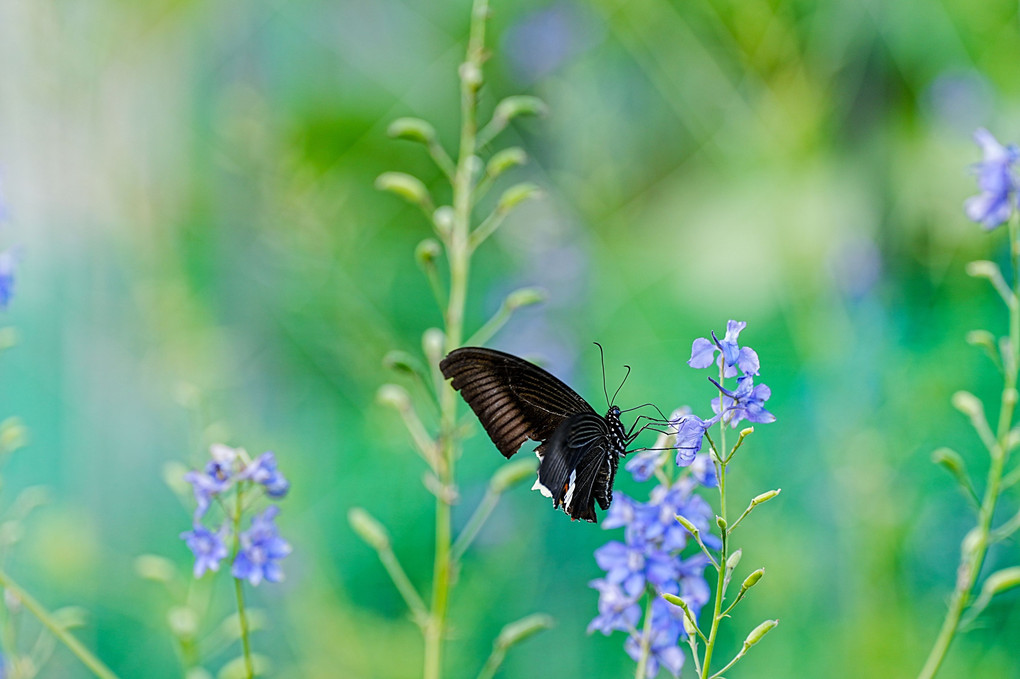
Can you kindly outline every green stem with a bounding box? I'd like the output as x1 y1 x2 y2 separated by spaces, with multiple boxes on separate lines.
700 362 730 679
633 593 656 679
917 214 1020 679
233 487 254 679
0 570 119 679
423 3 489 678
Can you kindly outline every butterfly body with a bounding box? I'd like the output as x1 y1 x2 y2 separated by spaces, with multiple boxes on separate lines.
439 346 630 523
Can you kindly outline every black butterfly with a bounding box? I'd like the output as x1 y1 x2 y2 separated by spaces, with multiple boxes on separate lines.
440 346 659 523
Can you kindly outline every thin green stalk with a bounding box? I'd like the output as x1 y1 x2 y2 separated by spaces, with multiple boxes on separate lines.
917 214 1019 679
633 593 656 679
700 361 729 679
0 570 119 679
233 487 254 679
423 3 489 678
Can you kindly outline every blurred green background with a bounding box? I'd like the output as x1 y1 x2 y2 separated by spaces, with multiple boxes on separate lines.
1 0 1019 676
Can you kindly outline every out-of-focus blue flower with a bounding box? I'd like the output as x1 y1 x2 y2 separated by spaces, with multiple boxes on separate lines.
183 444 247 518
625 449 662 482
594 538 678 597
624 604 686 678
688 320 760 377
690 452 718 488
232 506 292 586
711 375 776 428
587 578 642 635
181 523 228 578
965 128 1018 230
647 481 720 552
240 451 290 498
0 250 15 310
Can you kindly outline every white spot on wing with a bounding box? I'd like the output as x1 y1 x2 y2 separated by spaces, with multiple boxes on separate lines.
562 469 577 509
532 476 553 498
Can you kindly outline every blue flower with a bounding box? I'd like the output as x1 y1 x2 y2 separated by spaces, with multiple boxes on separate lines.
240 451 290 498
671 413 716 467
624 605 686 678
690 452 718 488
180 523 228 578
625 450 663 482
0 250 15 311
965 128 1019 230
588 578 642 635
688 320 760 377
184 444 245 518
232 506 292 586
594 538 678 597
711 375 776 428
647 481 720 552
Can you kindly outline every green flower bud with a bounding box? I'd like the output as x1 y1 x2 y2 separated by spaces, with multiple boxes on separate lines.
982 566 1020 596
741 568 765 591
422 327 445 365
382 350 423 378
966 260 1004 280
716 516 728 532
726 549 743 571
377 384 411 411
675 514 699 536
486 147 528 178
743 619 779 649
496 613 555 648
432 206 455 236
415 239 442 268
375 172 433 210
505 287 547 309
168 606 198 639
951 391 984 419
490 459 538 493
459 62 483 89
493 95 548 124
498 183 541 213
752 489 781 506
135 554 177 583
966 329 997 350
348 507 391 551
387 117 437 145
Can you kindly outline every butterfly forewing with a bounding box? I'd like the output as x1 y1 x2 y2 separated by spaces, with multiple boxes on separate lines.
440 347 596 459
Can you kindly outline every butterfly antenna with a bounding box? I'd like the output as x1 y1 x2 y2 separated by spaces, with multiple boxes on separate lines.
594 341 611 408
610 365 631 407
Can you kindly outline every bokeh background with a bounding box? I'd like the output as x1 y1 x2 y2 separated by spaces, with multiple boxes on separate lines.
1 0 1019 676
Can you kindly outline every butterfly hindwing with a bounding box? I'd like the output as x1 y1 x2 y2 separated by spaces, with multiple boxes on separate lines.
439 347 596 459
534 413 617 523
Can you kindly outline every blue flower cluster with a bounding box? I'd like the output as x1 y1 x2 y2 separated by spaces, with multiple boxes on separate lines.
965 128 1020 230
181 444 291 586
689 320 774 428
589 478 715 677
591 320 774 677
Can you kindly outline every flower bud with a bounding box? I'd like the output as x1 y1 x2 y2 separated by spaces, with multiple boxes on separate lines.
348 507 391 551
467 154 484 179
459 62 483 89
498 183 541 213
382 350 422 378
716 516 728 532
377 384 411 411
726 549 743 571
743 619 778 649
423 327 445 365
496 613 554 648
982 566 1020 596
415 239 442 269
739 427 754 438
487 147 528 179
505 287 547 310
168 606 198 639
493 95 548 124
387 117 437 145
135 554 177 583
675 514 699 536
951 391 984 419
375 172 432 210
932 447 965 474
966 260 1004 280
490 459 538 493
752 489 781 506
966 329 997 351
741 568 765 591
0 417 27 454
432 206 455 236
